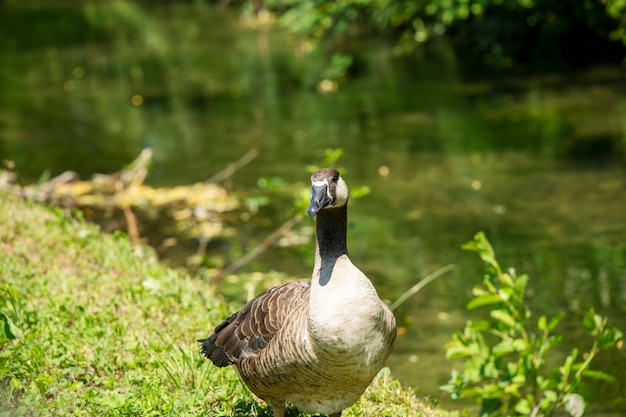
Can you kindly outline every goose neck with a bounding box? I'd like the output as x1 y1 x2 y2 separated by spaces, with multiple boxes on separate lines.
314 205 348 260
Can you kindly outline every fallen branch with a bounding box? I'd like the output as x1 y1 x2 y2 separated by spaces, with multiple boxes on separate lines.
0 149 239 251
122 205 141 245
205 148 259 186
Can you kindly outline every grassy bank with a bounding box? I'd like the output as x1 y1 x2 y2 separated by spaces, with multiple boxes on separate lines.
0 194 436 416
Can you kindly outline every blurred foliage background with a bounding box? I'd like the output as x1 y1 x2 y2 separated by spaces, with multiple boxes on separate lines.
223 0 626 75
3 0 625 83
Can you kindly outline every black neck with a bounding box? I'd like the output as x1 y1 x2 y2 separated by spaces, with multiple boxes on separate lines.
315 205 348 259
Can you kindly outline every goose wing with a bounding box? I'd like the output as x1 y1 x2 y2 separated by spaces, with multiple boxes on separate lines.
199 280 310 367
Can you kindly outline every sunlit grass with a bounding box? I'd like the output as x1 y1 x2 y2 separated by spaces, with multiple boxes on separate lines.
0 194 436 416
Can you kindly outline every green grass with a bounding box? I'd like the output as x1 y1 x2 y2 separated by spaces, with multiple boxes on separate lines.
0 194 436 417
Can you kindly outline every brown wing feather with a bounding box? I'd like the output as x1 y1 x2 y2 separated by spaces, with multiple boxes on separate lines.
199 280 310 367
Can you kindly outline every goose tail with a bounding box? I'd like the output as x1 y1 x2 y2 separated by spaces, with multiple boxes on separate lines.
198 334 234 367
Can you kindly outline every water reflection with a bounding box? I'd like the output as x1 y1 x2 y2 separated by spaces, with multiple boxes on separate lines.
1 2 625 415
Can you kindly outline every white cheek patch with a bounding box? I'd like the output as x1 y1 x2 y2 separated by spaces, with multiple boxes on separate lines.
334 177 349 206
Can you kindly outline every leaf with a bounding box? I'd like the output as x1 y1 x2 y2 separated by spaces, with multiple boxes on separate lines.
543 389 557 402
467 294 502 310
445 345 472 359
514 274 529 294
479 397 503 417
564 393 585 417
540 390 558 410
462 232 500 273
492 339 516 356
497 288 512 301
96 392 128 410
561 349 578 375
582 308 605 336
512 337 529 351
482 360 500 379
548 312 565 331
545 334 563 350
582 369 616 382
598 327 623 349
490 309 518 329
0 310 21 340
439 383 457 393
493 338 528 357
511 370 525 385
472 286 488 296
500 272 515 287
440 370 462 394
538 315 548 331
469 319 491 332
514 398 531 415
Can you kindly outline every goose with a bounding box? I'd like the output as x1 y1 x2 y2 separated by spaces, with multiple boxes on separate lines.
199 168 396 417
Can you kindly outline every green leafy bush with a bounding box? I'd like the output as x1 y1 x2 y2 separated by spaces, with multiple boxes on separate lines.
245 0 626 73
441 232 623 417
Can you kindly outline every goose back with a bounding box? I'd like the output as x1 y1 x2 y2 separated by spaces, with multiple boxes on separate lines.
199 280 310 367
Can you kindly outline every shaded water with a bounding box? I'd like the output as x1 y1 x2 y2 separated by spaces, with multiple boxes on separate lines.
2 1 626 415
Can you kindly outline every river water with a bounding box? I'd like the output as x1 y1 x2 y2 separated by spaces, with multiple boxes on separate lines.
1 1 625 415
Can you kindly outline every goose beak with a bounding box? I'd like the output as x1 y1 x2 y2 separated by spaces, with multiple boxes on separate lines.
307 184 332 217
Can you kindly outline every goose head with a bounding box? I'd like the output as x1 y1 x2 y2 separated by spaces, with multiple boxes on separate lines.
307 168 349 217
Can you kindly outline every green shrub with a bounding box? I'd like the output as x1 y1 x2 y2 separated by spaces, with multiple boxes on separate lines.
441 232 623 417
257 0 626 72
